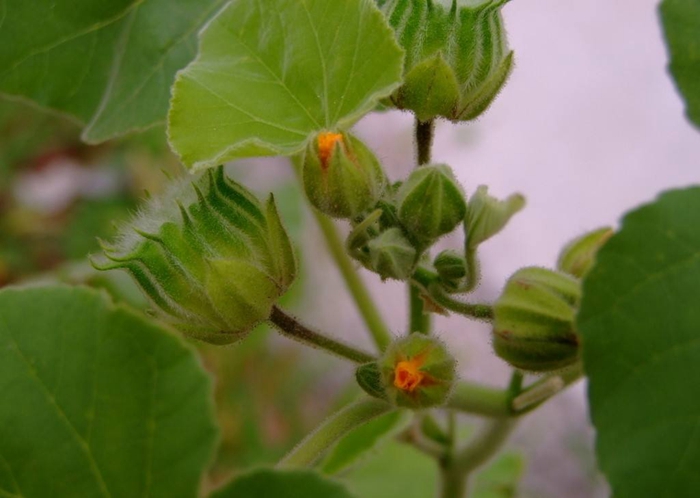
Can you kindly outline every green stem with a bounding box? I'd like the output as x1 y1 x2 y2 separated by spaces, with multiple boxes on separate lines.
269 306 376 364
512 362 584 414
312 210 394 351
439 465 468 498
410 118 436 336
446 381 511 418
409 284 432 334
454 418 518 474
428 283 494 322
277 398 392 468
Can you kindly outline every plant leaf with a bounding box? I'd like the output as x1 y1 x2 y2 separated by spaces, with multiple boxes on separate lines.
321 410 410 475
210 468 357 498
0 285 218 498
168 0 404 171
0 0 226 143
660 0 700 128
578 187 700 497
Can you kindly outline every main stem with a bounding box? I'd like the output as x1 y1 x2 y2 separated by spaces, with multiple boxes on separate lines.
277 398 392 468
269 306 376 364
410 118 436 335
292 157 393 351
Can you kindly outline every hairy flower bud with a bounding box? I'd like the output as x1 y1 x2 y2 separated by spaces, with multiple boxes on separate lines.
464 185 525 250
492 267 581 372
367 228 417 281
397 164 467 247
379 0 514 122
303 131 386 219
93 167 297 345
357 333 456 409
557 227 614 279
433 250 467 290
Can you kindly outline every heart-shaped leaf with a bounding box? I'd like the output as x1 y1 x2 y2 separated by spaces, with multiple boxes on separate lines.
167 0 404 171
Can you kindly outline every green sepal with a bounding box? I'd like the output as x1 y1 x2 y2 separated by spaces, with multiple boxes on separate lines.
380 0 514 122
557 227 614 279
367 228 417 281
465 185 525 249
433 249 467 290
493 267 581 372
93 166 297 344
356 362 389 401
303 132 387 219
397 53 461 123
397 164 467 248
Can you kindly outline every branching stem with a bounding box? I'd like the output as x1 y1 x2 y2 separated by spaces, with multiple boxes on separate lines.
269 306 376 364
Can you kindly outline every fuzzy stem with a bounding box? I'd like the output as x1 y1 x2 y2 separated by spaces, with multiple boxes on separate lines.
446 382 511 418
428 283 494 321
416 119 435 166
277 398 393 468
269 306 376 364
409 284 432 335
454 418 518 474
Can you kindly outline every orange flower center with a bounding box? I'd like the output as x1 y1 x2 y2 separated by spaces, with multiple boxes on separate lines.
317 132 343 169
394 358 425 393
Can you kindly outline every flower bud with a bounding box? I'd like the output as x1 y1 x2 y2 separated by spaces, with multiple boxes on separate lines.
464 185 525 250
380 0 513 122
492 267 581 372
303 131 386 219
557 227 614 279
433 250 467 290
357 333 456 409
93 167 297 345
367 228 417 281
397 164 467 247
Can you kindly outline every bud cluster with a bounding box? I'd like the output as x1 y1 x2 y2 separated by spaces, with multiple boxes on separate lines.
94 167 297 344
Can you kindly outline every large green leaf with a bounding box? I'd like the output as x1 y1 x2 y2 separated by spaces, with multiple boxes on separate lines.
0 286 218 498
578 187 700 497
344 437 523 498
168 0 404 171
0 0 226 143
660 0 700 128
210 468 357 498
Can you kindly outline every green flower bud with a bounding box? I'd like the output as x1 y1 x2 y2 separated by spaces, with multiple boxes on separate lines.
93 167 297 345
465 185 525 250
357 333 456 409
367 228 417 281
380 0 514 122
434 250 467 290
557 227 614 279
303 131 386 219
397 164 467 247
492 267 581 372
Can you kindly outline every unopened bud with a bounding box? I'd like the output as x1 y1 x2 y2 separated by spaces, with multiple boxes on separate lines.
492 267 581 372
557 227 614 279
380 0 514 122
367 228 417 281
303 131 386 219
356 333 456 409
434 250 467 290
93 167 297 344
397 164 467 247
465 185 525 250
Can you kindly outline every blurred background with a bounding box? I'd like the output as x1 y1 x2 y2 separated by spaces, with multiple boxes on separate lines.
0 0 698 496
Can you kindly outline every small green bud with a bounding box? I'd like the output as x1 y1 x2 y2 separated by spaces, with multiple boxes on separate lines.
492 267 581 372
303 131 386 219
557 227 614 279
380 0 514 122
93 167 297 345
367 228 417 281
434 250 467 290
358 333 456 409
397 164 467 247
465 185 525 250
